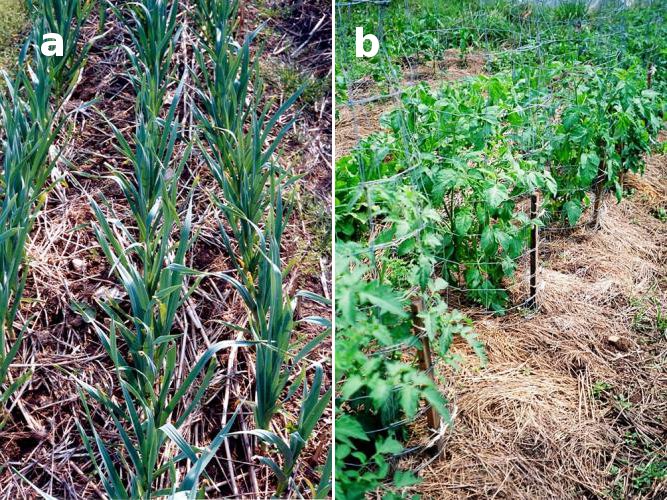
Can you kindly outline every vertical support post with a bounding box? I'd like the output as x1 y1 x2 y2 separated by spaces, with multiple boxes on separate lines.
528 191 539 310
648 63 654 89
619 169 626 190
591 154 606 228
411 299 440 431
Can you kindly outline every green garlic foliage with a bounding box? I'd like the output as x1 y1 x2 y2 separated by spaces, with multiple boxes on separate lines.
0 0 92 430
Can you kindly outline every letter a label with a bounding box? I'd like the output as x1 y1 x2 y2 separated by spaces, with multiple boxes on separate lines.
41 34 63 57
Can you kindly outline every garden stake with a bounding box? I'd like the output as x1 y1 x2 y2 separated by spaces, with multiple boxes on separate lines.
528 191 539 310
411 299 440 431
591 153 607 228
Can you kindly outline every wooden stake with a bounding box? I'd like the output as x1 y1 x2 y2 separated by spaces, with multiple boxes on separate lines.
528 191 539 310
648 63 654 89
411 299 440 431
591 160 606 228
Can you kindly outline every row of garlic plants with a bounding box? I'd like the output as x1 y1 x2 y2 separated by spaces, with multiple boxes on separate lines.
193 0 331 496
77 1 246 497
0 0 94 430
76 0 331 497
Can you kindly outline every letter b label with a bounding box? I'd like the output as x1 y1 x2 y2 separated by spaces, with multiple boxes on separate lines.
356 27 379 58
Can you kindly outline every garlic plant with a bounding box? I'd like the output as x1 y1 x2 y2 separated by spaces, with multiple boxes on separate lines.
1 0 93 430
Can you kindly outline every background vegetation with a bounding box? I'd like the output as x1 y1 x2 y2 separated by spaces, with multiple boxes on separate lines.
0 0 27 72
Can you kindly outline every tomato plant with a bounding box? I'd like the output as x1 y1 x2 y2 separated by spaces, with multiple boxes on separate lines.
335 1 666 497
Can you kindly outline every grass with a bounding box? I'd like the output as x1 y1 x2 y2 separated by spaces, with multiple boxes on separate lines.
554 0 589 21
629 292 667 338
264 61 329 109
285 189 332 277
633 458 667 492
0 0 27 74
256 0 283 19
610 433 667 498
652 207 667 222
